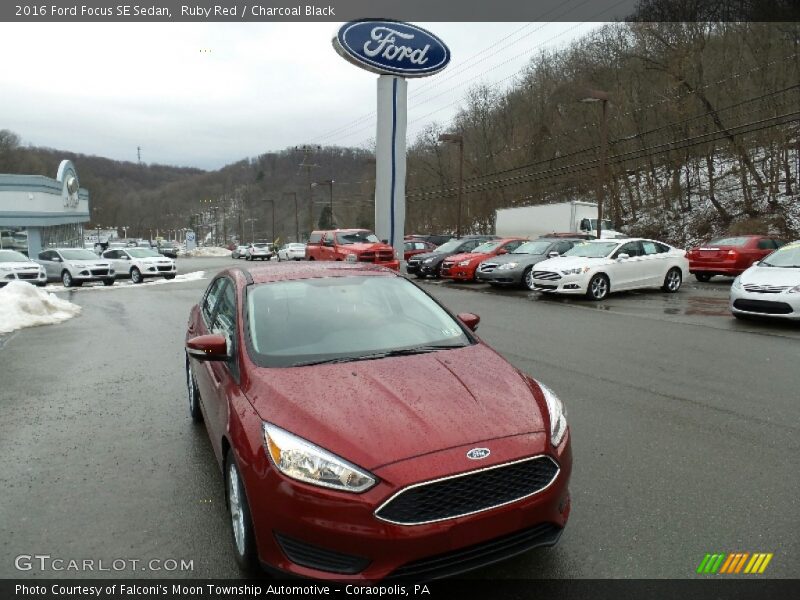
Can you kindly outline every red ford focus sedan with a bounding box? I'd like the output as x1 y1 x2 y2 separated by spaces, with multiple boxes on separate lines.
185 262 571 579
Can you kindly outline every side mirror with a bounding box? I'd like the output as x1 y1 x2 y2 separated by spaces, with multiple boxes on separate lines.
548 251 560 258
496 249 507 255
617 253 630 261
53 256 62 262
458 312 480 331
186 334 228 362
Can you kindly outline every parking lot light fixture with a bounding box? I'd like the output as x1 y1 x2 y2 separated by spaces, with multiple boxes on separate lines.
579 89 610 239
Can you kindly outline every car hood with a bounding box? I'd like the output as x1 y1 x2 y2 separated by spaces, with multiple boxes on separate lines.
740 265 800 286
484 253 548 266
136 257 173 263
65 259 111 267
534 256 608 271
245 344 546 470
409 251 450 262
339 242 393 253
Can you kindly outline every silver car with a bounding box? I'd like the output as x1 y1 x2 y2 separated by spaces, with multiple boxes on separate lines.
476 238 584 288
231 245 249 259
102 248 176 283
37 248 116 287
245 243 273 261
730 241 800 320
0 249 47 287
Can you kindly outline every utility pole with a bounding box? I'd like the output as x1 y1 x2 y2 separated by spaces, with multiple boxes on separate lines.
579 89 610 239
296 145 320 235
137 146 142 165
438 134 464 237
284 192 299 241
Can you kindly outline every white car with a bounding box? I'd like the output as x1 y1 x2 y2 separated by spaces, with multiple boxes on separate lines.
37 248 116 287
245 243 273 261
527 238 688 300
730 241 800 320
102 247 176 283
0 249 47 287
277 243 306 261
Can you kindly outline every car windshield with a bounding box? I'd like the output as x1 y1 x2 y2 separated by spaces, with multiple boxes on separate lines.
471 241 502 254
127 249 160 258
564 242 620 258
60 249 98 260
760 243 800 268
336 231 380 244
708 236 749 247
246 276 471 367
0 250 30 262
254 243 269 248
433 239 460 253
513 241 552 254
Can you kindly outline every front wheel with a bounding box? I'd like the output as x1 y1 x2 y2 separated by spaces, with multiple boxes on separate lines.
62 270 75 287
130 267 143 284
662 268 682 293
225 452 259 572
695 273 712 282
523 266 536 290
103 278 115 286
586 273 610 301
186 358 203 422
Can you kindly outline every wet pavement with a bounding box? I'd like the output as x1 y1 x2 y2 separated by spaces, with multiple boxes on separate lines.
1 258 797 579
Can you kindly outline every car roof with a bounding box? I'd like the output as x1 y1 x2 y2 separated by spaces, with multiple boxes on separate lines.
240 262 396 284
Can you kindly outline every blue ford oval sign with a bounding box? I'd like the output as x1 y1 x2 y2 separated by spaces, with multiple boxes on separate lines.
466 448 491 460
333 20 450 78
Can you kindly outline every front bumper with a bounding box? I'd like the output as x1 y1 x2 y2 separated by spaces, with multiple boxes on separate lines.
730 288 800 319
1 270 47 285
241 431 571 580
476 268 524 285
443 265 477 281
530 275 587 294
72 268 115 281
140 264 176 277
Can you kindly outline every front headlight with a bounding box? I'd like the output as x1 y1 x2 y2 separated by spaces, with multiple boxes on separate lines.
562 267 589 275
788 284 800 293
458 260 471 267
538 383 567 447
732 276 742 290
263 422 376 493
424 258 435 264
497 262 519 270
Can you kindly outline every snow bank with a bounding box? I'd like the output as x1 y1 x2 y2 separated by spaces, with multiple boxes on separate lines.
0 281 81 334
182 246 231 257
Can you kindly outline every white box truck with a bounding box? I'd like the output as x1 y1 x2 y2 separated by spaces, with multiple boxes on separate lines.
495 201 622 239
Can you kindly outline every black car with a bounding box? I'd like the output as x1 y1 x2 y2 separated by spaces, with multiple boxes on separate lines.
406 233 453 247
156 243 179 259
407 235 498 278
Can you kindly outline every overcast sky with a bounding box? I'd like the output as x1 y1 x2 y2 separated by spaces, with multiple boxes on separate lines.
0 22 600 171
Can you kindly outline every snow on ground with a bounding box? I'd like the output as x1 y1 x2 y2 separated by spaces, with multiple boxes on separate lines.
181 246 231 257
0 281 81 334
44 271 207 293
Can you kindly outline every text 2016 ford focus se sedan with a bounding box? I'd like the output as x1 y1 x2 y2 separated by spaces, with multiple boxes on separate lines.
185 262 571 580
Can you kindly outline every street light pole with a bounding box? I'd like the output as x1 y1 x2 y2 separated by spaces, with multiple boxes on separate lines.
579 89 610 239
438 133 464 238
284 192 299 241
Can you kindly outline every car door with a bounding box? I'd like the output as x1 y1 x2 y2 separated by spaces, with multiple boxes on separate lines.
38 250 61 280
104 250 127 276
321 232 336 260
640 240 671 286
610 241 646 289
192 277 230 460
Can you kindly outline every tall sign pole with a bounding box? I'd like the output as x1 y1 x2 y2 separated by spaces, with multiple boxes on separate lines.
333 20 450 266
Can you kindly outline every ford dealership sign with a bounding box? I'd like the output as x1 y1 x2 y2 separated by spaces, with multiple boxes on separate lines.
333 20 450 78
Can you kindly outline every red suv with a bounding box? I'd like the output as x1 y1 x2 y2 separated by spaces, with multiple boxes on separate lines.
306 229 399 271
185 263 571 579
441 238 527 282
688 235 785 281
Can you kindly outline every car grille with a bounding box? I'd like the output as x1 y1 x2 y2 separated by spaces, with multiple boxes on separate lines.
533 284 558 290
358 250 395 263
375 456 560 526
479 262 498 273
742 284 790 294
532 271 561 281
16 272 39 280
90 269 109 276
733 299 793 314
274 532 369 574
156 265 172 272
387 523 562 580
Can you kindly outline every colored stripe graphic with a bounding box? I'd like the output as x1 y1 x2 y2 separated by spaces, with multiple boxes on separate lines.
701 552 773 575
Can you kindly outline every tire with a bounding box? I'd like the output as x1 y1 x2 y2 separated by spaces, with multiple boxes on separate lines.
225 451 259 572
523 266 535 290
103 278 115 286
186 358 203 423
61 270 75 287
695 273 712 282
662 268 682 293
130 267 143 284
586 273 610 301
164 274 176 280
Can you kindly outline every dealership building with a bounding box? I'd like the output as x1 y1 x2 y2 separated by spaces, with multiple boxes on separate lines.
0 160 89 257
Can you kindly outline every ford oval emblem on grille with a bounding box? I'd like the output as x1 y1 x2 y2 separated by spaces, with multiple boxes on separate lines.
466 448 490 460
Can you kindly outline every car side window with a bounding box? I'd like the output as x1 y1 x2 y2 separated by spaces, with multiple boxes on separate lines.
202 278 227 328
504 240 524 252
615 242 642 258
211 280 239 379
772 239 785 248
642 241 660 255
556 242 574 254
461 240 480 252
756 239 773 250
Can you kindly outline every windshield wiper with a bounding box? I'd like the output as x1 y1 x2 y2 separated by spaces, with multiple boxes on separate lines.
291 344 465 367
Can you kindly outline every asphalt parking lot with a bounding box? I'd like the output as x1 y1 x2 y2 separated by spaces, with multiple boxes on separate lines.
1 257 797 579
